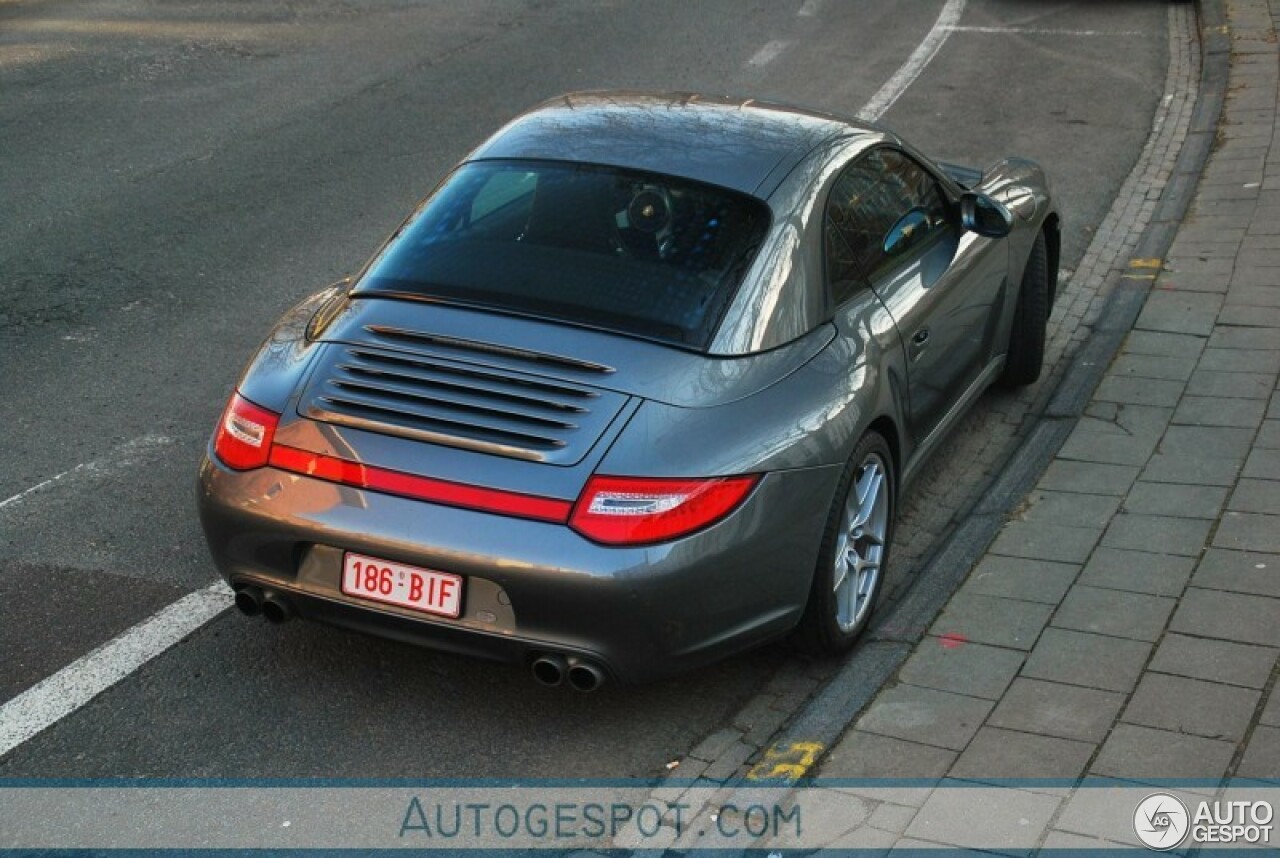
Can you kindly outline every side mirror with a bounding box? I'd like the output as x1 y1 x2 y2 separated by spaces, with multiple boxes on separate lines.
884 208 931 257
960 192 1013 238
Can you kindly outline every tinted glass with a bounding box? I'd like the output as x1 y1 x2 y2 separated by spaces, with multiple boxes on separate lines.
356 160 771 349
824 217 866 305
825 148 949 300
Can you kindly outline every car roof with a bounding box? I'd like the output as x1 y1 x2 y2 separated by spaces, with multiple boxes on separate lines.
466 91 878 197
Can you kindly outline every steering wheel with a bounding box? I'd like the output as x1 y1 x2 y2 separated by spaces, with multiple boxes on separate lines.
612 184 674 259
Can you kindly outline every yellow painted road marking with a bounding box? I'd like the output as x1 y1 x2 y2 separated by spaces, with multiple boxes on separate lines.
1120 273 1158 281
746 740 824 781
1130 258 1163 269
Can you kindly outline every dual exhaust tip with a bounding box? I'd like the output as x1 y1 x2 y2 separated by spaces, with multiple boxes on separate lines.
234 584 604 691
233 585 293 624
531 653 606 692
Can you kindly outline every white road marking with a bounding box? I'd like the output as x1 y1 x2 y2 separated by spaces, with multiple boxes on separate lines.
1151 92 1175 138
0 0 980 760
0 434 174 512
0 581 233 757
858 0 966 122
797 0 824 17
746 39 792 67
944 25 1145 37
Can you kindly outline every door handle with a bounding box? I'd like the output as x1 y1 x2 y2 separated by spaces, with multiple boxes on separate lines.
909 328 930 360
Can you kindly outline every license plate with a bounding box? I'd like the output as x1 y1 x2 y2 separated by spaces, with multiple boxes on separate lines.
341 552 463 618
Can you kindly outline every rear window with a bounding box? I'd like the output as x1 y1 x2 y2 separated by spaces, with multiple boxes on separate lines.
355 160 771 349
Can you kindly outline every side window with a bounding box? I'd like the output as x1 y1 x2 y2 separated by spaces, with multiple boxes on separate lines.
824 149 950 303
877 150 948 254
826 156 893 303
825 218 864 305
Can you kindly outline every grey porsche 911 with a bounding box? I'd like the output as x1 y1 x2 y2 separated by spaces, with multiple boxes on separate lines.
198 91 1059 689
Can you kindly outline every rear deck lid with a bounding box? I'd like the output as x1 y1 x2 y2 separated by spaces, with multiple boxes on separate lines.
292 296 831 490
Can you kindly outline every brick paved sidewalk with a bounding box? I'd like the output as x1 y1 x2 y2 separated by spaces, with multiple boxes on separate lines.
813 0 1280 847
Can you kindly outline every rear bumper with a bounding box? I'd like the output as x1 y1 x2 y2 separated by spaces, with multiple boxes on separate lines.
196 453 840 683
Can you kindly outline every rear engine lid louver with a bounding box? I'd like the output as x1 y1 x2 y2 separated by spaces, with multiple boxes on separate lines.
298 330 630 465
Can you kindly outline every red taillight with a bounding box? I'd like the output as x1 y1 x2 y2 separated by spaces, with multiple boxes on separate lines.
213 393 280 470
569 474 760 545
266 444 572 523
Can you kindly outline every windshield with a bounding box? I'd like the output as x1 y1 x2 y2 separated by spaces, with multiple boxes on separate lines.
355 160 771 350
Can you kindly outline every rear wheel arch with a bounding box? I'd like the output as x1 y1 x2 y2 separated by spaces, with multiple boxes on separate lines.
866 414 902 488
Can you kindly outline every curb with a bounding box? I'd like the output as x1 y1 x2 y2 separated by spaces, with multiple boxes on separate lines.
744 0 1231 784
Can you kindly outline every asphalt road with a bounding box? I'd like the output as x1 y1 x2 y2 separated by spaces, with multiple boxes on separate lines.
1 0 1170 778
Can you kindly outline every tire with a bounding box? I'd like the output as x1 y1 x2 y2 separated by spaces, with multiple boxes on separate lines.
795 431 895 655
998 230 1049 387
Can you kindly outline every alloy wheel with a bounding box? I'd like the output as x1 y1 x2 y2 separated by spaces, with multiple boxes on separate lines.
833 452 889 633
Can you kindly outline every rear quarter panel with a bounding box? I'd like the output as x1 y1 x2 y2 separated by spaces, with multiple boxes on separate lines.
234 285 346 413
599 288 905 479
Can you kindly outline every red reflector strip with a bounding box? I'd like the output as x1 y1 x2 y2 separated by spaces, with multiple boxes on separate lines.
267 444 572 523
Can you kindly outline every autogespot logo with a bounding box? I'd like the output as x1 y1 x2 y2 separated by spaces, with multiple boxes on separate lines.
1134 793 1190 850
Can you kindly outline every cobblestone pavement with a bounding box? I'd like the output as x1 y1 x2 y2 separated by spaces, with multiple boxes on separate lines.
804 0 1280 849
